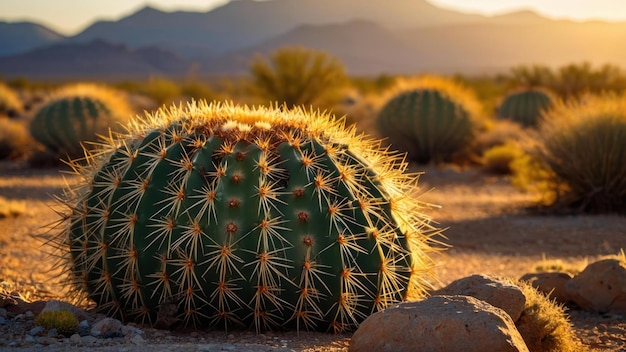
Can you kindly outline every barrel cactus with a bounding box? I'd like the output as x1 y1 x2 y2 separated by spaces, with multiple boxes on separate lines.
52 101 442 332
376 76 482 164
497 88 554 127
0 82 23 118
29 84 132 158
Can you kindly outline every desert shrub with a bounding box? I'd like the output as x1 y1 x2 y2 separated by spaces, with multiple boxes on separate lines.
0 82 24 118
29 83 133 158
140 77 181 105
248 46 348 108
496 87 555 127
376 76 484 164
516 280 581 352
0 118 31 160
35 310 79 336
0 196 26 218
180 81 218 101
537 93 626 213
475 119 530 154
482 143 524 175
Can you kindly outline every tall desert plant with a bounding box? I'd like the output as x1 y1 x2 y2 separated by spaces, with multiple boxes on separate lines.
376 76 484 164
50 101 443 332
538 93 626 213
29 84 133 158
249 47 348 108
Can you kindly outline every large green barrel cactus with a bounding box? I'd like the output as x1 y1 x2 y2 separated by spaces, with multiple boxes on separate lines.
0 82 23 118
29 84 132 158
497 88 554 127
376 76 482 164
53 101 442 332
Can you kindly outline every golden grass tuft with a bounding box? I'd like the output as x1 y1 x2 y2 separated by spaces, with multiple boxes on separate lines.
516 280 582 352
0 196 27 218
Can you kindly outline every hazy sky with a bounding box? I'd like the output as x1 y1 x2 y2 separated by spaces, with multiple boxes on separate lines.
2 0 626 35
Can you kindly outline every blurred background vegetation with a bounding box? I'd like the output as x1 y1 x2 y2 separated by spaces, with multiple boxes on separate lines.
2 46 626 214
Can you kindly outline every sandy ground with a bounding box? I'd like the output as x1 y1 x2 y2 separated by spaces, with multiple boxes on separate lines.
1 162 626 351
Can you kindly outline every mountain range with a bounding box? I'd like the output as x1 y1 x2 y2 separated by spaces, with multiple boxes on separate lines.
1 0 625 78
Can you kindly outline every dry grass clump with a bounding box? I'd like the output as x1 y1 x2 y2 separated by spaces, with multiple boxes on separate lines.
0 82 24 118
516 280 581 352
482 142 524 175
0 118 32 160
538 93 626 213
0 196 26 218
34 310 79 336
533 254 587 276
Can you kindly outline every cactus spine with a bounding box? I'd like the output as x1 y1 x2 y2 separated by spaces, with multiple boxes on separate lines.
29 84 131 157
497 88 554 127
376 77 481 164
53 101 441 333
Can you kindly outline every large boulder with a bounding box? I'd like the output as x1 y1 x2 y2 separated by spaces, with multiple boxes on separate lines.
520 272 572 304
434 274 526 321
349 295 529 352
566 259 626 313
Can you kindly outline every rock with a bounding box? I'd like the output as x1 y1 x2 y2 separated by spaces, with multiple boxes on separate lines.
40 300 89 321
81 335 98 344
121 324 143 337
520 272 572 303
78 320 90 336
434 274 526 321
47 328 59 337
25 311 35 320
567 259 626 313
4 299 46 316
131 334 145 345
28 326 45 336
349 295 529 352
90 317 123 338
70 333 82 345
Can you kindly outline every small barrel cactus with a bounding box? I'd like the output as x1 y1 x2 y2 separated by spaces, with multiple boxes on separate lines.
53 101 442 333
497 88 554 127
29 84 132 158
35 310 79 336
376 76 482 164
0 82 23 118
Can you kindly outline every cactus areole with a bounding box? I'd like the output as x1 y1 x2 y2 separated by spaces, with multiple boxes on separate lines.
57 101 440 332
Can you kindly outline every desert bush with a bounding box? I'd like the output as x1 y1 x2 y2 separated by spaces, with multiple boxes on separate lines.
0 118 31 160
516 280 581 352
376 76 484 164
537 93 626 213
29 83 133 158
0 196 26 218
482 143 524 175
35 310 79 336
496 87 555 127
474 119 529 153
140 76 181 105
180 81 218 101
0 82 24 118
248 46 348 108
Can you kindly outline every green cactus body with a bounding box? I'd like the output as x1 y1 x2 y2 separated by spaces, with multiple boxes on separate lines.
29 84 131 158
58 101 440 333
377 88 474 164
497 88 554 127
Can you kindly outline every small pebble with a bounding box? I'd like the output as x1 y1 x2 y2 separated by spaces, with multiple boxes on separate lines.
70 333 82 344
25 311 35 320
0 308 8 318
24 335 36 343
14 314 25 322
81 335 98 344
131 334 145 345
29 326 45 336
0 317 5 325
47 328 59 337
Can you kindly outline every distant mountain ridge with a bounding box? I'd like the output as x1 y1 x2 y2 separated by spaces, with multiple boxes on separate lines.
0 21 65 56
1 0 625 77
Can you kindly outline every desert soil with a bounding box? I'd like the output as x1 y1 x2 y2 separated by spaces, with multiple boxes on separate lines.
1 161 625 351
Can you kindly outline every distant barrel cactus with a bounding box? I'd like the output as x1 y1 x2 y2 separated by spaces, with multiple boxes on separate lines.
52 101 442 332
0 82 23 118
376 76 482 164
29 84 132 158
497 88 554 127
